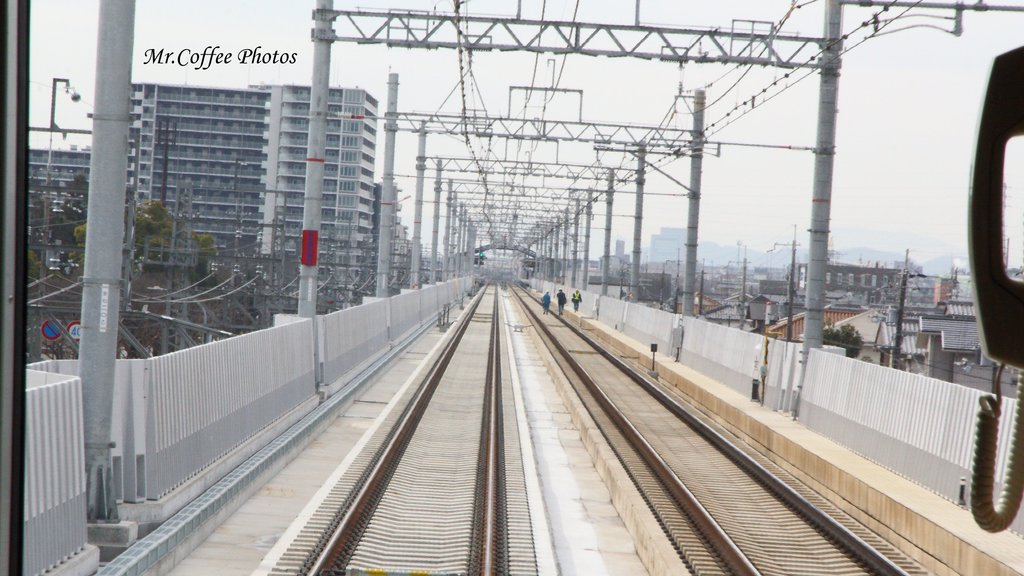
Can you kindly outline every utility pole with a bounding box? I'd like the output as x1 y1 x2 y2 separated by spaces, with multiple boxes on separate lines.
631 147 646 301
787 237 797 342
602 170 614 297
78 0 136 523
430 159 441 283
411 122 426 288
674 248 681 313
682 88 705 317
892 249 910 370
375 73 399 297
155 117 176 206
232 160 245 265
741 247 748 329
699 266 706 315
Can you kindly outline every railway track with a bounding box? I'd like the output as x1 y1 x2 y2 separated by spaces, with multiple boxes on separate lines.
510 286 926 576
267 286 537 576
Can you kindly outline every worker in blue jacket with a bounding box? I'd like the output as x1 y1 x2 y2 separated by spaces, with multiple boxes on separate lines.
541 291 552 315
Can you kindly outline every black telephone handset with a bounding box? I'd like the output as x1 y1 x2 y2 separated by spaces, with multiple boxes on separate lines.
969 46 1024 532
971 46 1024 365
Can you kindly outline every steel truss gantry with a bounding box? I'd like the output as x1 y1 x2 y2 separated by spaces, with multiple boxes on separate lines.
351 110 697 149
316 9 825 68
429 155 627 183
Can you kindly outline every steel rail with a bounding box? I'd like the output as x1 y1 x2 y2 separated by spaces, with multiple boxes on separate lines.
476 293 505 575
307 287 487 575
517 287 910 576
511 288 759 576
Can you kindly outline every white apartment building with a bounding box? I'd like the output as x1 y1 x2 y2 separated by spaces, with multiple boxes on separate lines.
129 82 378 269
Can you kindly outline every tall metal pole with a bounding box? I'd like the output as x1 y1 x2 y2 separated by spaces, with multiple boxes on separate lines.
562 208 571 286
467 224 476 275
583 188 593 289
571 198 580 287
458 205 468 276
682 88 705 317
741 248 748 328
892 249 910 369
297 0 333 317
452 199 460 276
537 234 544 281
375 73 399 297
630 147 646 301
803 0 843 356
411 123 426 288
546 231 552 282
540 233 548 281
553 221 561 283
602 170 614 297
78 0 136 523
443 181 452 280
430 159 442 283
787 237 797 342
457 212 465 276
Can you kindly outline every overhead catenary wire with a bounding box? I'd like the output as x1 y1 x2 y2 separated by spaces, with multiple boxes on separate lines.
705 0 925 138
132 273 242 304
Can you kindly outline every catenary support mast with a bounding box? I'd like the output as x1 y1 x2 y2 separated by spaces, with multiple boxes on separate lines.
411 123 426 287
375 73 399 297
630 148 646 301
802 0 843 357
682 89 705 317
79 0 137 522
297 0 333 317
430 159 442 283
602 170 614 297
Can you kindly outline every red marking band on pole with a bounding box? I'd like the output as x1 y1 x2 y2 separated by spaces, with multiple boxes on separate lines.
812 198 830 203
301 229 319 266
305 157 325 163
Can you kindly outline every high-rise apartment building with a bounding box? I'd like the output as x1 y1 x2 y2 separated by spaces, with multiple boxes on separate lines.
28 147 91 186
260 84 378 271
128 82 378 269
131 83 269 252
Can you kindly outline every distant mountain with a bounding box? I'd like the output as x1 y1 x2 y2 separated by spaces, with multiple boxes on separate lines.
828 247 905 269
690 241 967 277
920 254 970 277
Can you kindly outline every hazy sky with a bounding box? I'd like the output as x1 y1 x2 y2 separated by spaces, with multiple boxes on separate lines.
27 0 1024 270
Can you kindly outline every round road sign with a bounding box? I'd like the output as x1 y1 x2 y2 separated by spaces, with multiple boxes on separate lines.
41 320 61 342
66 320 81 341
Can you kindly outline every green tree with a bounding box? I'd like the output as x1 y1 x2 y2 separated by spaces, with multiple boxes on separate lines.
822 322 864 358
192 233 217 283
71 223 87 269
73 201 215 279
26 250 41 280
135 201 173 250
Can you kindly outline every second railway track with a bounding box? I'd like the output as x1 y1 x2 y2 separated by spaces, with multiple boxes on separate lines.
511 286 927 576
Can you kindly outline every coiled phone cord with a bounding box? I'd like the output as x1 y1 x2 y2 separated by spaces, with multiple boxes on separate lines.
971 366 1024 531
